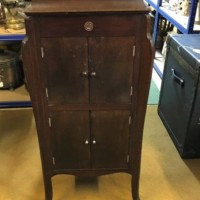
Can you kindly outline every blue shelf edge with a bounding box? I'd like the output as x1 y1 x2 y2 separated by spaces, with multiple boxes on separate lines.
0 34 26 41
0 101 32 108
153 61 163 79
158 8 189 34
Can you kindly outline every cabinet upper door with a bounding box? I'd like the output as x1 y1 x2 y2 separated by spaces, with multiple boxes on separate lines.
41 36 134 105
89 37 135 104
41 37 89 105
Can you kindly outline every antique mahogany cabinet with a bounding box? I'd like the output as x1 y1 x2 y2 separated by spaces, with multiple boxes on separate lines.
22 0 153 199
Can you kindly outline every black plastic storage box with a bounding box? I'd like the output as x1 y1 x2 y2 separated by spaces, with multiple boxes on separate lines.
158 34 200 158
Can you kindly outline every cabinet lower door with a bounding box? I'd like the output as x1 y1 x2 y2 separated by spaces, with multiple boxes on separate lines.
50 111 90 169
50 110 130 170
91 111 130 169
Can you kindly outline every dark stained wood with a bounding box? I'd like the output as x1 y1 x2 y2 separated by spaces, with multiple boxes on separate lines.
41 37 89 105
91 111 130 169
50 111 90 169
26 0 150 14
22 1 153 200
37 15 140 37
89 36 134 104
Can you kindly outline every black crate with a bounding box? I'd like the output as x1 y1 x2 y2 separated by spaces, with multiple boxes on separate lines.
158 34 200 158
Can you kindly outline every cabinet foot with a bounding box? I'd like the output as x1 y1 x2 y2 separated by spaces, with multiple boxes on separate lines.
44 176 53 200
132 195 140 200
131 175 140 200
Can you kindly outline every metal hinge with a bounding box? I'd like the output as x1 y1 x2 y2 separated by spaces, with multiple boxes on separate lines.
52 157 55 165
198 117 200 125
48 117 52 127
45 88 48 98
127 155 130 163
133 45 136 57
130 86 133 96
129 116 131 125
41 47 44 58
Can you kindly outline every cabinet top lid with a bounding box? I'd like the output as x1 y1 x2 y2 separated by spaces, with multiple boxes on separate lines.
25 0 149 15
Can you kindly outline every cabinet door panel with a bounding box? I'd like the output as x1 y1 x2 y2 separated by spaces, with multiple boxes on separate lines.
91 111 130 169
89 37 135 104
41 38 89 105
50 111 90 169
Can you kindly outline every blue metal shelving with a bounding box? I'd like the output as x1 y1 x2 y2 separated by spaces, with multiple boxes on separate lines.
0 33 32 108
0 101 31 108
0 34 25 41
146 0 200 77
147 0 200 44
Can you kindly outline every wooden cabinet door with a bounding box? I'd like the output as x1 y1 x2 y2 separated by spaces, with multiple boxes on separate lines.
50 111 90 169
41 37 89 105
91 111 130 169
50 110 130 170
41 36 134 105
41 36 132 170
89 37 135 104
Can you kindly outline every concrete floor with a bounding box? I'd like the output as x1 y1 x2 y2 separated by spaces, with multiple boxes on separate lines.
0 106 200 200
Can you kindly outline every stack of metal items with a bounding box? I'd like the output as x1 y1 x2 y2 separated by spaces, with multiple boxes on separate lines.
0 0 26 30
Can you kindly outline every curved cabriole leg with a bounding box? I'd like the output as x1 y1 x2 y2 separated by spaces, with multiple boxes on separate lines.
131 175 140 200
44 176 53 200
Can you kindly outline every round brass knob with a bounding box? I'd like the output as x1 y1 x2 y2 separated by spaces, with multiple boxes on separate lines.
85 140 89 144
90 71 96 77
84 21 94 32
81 71 88 78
